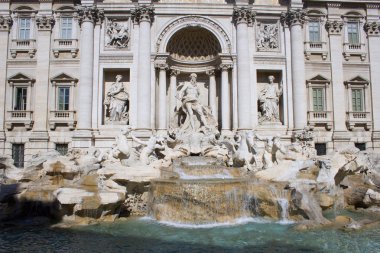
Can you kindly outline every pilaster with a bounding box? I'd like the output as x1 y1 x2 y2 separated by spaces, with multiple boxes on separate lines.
0 14 11 148
281 9 307 131
73 5 104 147
220 63 233 132
132 5 154 131
155 60 169 130
233 7 255 130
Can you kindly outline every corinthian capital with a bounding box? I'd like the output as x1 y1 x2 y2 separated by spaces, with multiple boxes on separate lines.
280 9 306 27
36 15 55 31
0 15 12 31
325 20 343 34
131 5 155 24
76 6 104 25
233 7 255 26
364 21 380 36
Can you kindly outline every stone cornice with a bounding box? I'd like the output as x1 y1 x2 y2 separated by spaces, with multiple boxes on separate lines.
233 7 255 26
366 3 380 9
36 15 55 31
76 6 104 25
364 21 380 36
0 15 12 31
131 5 154 24
280 9 306 27
325 19 344 34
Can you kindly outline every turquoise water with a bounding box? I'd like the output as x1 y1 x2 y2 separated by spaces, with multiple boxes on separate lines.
1 217 379 253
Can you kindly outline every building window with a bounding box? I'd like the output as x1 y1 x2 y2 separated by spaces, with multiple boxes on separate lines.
315 143 327 156
309 21 320 42
354 143 366 151
14 87 27 110
12 144 25 168
347 22 359 44
18 18 31 40
56 143 68 156
352 89 363 112
312 88 324 111
60 17 72 39
57 87 70 111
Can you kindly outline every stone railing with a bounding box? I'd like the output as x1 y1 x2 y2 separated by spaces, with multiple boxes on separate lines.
52 39 79 58
49 110 76 130
304 41 328 60
10 39 37 58
346 111 371 131
307 110 332 130
343 43 366 61
5 110 34 130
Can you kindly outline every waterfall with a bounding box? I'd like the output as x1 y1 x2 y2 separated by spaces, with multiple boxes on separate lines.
277 198 290 223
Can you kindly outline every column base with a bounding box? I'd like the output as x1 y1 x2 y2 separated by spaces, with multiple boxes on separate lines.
132 129 153 139
72 130 94 148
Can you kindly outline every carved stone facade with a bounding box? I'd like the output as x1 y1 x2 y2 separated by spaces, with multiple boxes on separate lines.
0 0 380 167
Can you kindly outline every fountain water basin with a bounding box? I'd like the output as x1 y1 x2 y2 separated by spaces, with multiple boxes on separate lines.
149 157 251 224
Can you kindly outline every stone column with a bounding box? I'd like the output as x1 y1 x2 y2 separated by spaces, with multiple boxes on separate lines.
325 20 347 135
0 15 12 150
132 5 154 131
281 9 307 131
233 7 254 130
32 15 55 142
73 6 103 147
220 64 232 131
206 70 217 119
155 62 168 130
365 20 380 149
169 69 180 124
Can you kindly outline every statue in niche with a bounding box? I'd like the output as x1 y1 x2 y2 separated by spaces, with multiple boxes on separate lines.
257 23 279 51
104 75 129 123
172 73 217 133
106 20 130 48
258 75 283 123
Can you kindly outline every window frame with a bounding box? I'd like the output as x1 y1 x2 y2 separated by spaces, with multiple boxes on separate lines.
12 143 25 168
347 21 360 45
57 86 70 111
18 17 31 40
60 16 73 39
308 20 321 43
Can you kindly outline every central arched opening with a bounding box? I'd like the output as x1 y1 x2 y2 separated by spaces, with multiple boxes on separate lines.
166 27 222 65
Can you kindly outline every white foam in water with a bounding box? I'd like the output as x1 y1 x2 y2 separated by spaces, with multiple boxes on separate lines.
139 216 279 229
175 168 234 180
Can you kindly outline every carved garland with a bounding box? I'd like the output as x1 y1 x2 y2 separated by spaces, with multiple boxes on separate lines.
0 15 12 31
76 6 104 25
156 16 232 54
280 9 306 27
233 7 255 26
325 20 343 34
36 15 55 30
131 5 154 24
364 21 380 36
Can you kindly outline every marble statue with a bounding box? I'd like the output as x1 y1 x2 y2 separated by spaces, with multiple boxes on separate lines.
131 132 166 165
258 75 283 123
104 75 129 122
106 20 130 48
257 23 279 51
231 131 259 170
174 73 217 133
256 134 287 169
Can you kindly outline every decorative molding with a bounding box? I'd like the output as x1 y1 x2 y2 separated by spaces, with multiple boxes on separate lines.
156 16 232 54
76 6 104 25
36 15 55 31
280 9 306 27
131 5 154 24
219 63 232 71
325 20 343 34
0 15 12 31
256 21 279 51
105 19 130 48
364 21 380 36
326 3 341 8
205 69 215 76
366 4 380 9
232 7 255 26
170 69 180 77
155 62 169 70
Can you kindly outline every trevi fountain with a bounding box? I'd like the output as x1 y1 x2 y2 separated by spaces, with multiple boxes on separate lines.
0 0 380 252
1 73 379 252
